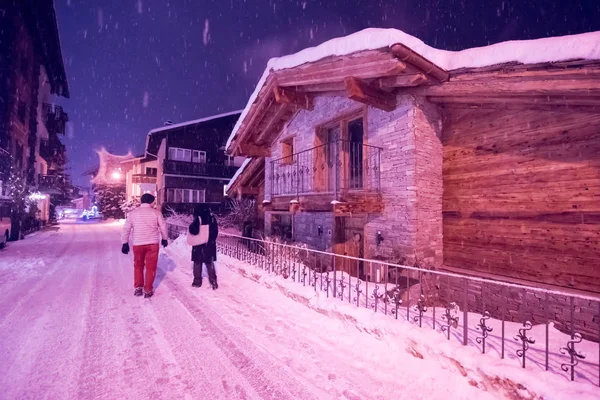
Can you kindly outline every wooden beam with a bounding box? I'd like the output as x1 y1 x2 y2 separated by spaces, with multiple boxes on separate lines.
390 43 449 82
301 81 346 92
344 76 396 112
275 59 406 87
450 67 600 83
237 143 271 157
255 104 291 144
407 78 600 97
428 95 600 110
238 187 259 196
377 73 428 88
273 86 312 110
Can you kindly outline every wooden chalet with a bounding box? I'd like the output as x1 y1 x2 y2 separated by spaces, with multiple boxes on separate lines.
226 28 600 294
144 111 245 214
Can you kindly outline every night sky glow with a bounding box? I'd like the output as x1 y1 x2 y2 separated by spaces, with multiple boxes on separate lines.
53 0 600 185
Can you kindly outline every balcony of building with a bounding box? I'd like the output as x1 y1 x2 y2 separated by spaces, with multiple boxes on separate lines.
269 140 382 214
131 173 157 184
42 103 69 135
163 160 239 179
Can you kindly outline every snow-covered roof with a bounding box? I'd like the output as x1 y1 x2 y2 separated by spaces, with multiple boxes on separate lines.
226 28 600 151
147 109 244 136
225 158 252 194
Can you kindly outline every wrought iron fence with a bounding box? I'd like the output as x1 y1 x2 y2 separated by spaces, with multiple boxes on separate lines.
216 232 600 386
270 140 381 197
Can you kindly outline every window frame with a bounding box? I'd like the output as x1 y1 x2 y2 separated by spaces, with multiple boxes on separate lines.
192 150 206 164
166 188 206 203
281 136 295 165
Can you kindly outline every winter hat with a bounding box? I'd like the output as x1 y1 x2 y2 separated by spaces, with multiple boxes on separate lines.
141 193 155 204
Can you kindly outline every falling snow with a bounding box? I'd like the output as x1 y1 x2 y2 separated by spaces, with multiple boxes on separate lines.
142 91 149 108
44 1 600 187
203 19 210 46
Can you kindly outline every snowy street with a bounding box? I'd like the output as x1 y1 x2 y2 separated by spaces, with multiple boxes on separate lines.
0 222 598 400
0 221 488 400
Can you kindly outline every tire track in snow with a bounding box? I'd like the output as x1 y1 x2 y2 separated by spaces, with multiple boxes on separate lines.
0 224 96 398
161 276 324 400
0 225 77 324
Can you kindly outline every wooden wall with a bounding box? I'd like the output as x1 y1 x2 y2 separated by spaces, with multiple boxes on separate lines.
442 107 600 293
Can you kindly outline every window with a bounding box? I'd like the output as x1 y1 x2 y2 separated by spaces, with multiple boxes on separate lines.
168 147 193 162
192 150 206 163
281 137 294 165
145 167 157 176
166 189 205 203
17 101 26 123
20 58 29 77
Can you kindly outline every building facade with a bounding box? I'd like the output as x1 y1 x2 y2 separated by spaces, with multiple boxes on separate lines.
226 28 600 296
0 0 70 234
144 112 245 214
121 156 158 202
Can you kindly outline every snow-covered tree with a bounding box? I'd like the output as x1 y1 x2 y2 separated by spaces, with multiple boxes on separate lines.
121 198 140 215
96 184 126 219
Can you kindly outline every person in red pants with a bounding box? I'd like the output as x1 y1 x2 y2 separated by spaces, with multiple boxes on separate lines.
121 193 169 298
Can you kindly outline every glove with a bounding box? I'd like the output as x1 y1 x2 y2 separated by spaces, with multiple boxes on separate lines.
161 239 168 248
121 243 130 255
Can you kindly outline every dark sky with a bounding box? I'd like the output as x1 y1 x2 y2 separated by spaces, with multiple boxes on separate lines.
53 0 600 186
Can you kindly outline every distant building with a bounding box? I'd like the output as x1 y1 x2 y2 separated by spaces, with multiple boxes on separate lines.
144 111 245 214
0 0 70 233
120 155 158 201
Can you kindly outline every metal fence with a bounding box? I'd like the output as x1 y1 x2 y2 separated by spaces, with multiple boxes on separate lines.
216 232 600 387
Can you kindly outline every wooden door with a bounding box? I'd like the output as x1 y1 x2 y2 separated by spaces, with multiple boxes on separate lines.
344 229 364 278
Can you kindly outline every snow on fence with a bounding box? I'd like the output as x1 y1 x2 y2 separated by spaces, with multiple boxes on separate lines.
216 232 600 387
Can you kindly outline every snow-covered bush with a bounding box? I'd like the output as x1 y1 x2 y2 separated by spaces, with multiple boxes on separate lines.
164 205 193 227
120 198 140 214
216 198 256 230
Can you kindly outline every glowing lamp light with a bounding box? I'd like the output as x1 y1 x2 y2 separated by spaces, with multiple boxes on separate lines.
111 170 122 180
29 192 47 200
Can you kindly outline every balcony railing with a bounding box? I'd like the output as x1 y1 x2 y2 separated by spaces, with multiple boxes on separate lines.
163 160 238 178
132 174 157 184
42 103 69 135
270 140 381 197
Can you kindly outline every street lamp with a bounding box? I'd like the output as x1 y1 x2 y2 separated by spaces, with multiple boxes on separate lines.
111 170 122 180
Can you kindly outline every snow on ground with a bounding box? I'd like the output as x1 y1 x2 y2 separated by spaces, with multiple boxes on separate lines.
1 222 598 400
172 234 600 400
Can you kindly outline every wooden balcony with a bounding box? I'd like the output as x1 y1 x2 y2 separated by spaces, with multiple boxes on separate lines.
132 174 157 184
269 140 382 214
42 103 68 135
163 160 238 178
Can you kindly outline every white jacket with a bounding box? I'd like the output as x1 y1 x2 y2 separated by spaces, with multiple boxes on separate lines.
121 204 169 246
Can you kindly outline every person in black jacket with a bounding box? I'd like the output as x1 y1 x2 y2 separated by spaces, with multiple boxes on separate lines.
189 205 219 289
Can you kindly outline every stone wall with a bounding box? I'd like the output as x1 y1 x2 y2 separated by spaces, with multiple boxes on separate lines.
439 274 600 341
264 95 444 269
413 98 443 267
293 211 333 252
